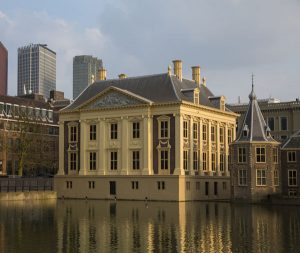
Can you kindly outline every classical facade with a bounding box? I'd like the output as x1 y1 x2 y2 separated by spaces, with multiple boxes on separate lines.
55 60 237 201
228 98 300 142
230 86 281 201
281 131 300 197
0 95 59 176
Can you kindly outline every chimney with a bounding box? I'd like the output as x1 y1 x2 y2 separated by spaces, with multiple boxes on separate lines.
98 68 107 81
173 60 182 81
118 73 127 79
202 77 206 87
191 66 201 86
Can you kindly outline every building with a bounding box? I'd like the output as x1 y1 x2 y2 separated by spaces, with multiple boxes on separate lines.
73 55 103 99
0 94 59 177
229 85 281 201
54 60 238 201
228 97 300 142
0 42 8 95
281 131 300 197
17 44 56 98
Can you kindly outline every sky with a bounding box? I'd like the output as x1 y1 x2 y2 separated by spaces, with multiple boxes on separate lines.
0 0 300 102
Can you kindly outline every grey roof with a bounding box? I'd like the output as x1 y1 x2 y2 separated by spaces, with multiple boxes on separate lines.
235 85 276 142
282 130 300 149
64 73 219 111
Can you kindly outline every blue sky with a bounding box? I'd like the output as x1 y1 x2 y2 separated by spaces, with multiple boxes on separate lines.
1 0 300 102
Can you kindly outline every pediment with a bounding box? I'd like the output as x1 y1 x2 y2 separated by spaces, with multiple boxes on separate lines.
81 87 151 110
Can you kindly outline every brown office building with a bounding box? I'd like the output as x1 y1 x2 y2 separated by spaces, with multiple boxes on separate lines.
0 42 8 96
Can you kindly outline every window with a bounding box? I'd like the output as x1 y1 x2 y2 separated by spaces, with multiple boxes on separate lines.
110 123 118 139
238 169 247 186
196 181 200 190
193 151 198 170
220 127 224 143
160 150 169 170
194 91 199 104
256 169 267 186
183 150 189 171
88 181 95 189
228 129 233 144
202 124 207 141
160 120 169 139
131 181 139 189
274 170 279 186
211 153 216 171
256 146 266 163
220 154 225 172
110 151 118 170
238 147 246 163
132 122 140 139
193 123 198 140
183 121 188 139
132 151 140 170
268 117 275 131
66 181 73 189
205 182 209 196
202 152 207 171
214 182 218 195
186 181 190 191
280 117 288 131
157 181 165 190
70 126 77 142
288 170 297 186
222 182 227 190
273 148 278 163
287 151 296 162
211 126 216 142
70 152 77 171
89 152 96 170
90 124 97 140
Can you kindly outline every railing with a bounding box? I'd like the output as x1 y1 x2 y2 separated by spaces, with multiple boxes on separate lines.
0 178 53 192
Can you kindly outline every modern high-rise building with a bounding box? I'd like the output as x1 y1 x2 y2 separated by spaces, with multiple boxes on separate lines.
17 44 56 98
0 42 8 96
73 55 103 99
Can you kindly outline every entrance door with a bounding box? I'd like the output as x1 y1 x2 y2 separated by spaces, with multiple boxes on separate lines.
109 181 116 195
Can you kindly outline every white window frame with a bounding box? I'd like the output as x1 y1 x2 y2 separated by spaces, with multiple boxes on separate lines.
238 169 247 186
158 116 170 139
287 151 296 163
256 169 267 186
238 147 247 163
288 170 297 186
89 151 97 171
193 123 198 140
132 121 140 139
183 150 189 171
183 121 188 139
110 151 118 170
256 146 266 163
132 150 140 170
274 169 279 186
159 149 170 170
89 124 97 141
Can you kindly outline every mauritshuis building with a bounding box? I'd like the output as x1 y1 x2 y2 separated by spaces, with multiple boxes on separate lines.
54 60 238 201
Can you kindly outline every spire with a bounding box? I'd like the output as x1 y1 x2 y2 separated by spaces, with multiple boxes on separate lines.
248 73 256 100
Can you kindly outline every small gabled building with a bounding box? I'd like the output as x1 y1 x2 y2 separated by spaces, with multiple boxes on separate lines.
230 85 281 201
281 131 300 197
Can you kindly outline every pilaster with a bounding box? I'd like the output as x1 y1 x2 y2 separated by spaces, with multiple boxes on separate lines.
208 120 212 175
79 120 87 175
142 116 153 175
121 117 129 175
57 121 65 175
189 117 194 175
174 113 184 175
98 119 106 175
225 124 229 176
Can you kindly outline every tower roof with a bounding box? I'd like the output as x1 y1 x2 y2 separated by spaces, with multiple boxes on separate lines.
235 84 276 142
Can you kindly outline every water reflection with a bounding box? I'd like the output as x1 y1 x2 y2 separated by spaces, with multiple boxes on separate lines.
1 200 300 253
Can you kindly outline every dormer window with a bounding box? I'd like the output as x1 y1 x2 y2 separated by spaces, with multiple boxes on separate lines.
194 90 199 105
266 126 271 137
242 125 249 137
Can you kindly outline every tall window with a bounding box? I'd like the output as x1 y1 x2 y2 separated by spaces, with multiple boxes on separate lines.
238 147 246 163
90 124 97 141
132 151 140 170
110 123 118 139
220 154 225 172
160 150 169 170
211 153 216 171
89 152 96 170
228 129 232 144
202 124 207 141
160 120 169 138
256 169 267 186
288 170 297 186
110 151 118 170
211 126 216 142
220 127 224 143
268 117 275 131
70 126 77 142
183 121 188 139
274 170 279 186
280 117 288 131
193 151 198 171
193 123 198 140
273 148 278 163
238 169 247 186
202 152 207 171
70 152 77 171
132 122 140 139
287 151 296 162
183 150 189 171
194 91 199 104
256 146 266 163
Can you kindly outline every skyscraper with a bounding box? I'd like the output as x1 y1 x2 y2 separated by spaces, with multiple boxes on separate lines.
73 55 103 99
17 44 56 98
0 42 8 96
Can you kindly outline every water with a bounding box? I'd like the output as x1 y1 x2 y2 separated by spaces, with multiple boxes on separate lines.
0 200 299 253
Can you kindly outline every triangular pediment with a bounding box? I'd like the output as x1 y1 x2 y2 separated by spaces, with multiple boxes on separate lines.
80 86 152 110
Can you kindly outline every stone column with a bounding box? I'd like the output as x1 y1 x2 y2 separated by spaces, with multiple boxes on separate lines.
98 119 106 175
79 120 87 175
174 113 184 175
121 117 129 175
189 117 194 175
199 119 204 175
57 121 65 175
225 124 229 176
208 120 212 175
143 116 153 175
217 122 221 176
